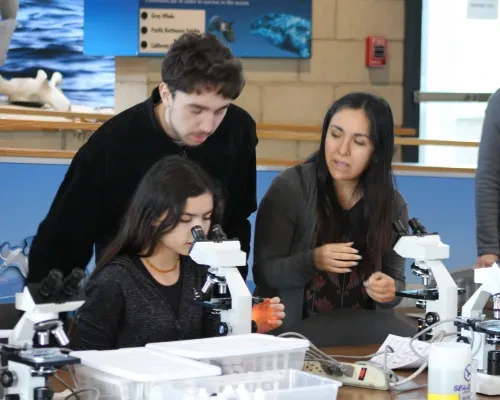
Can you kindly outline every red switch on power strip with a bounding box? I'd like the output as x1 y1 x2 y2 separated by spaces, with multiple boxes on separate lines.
365 36 387 67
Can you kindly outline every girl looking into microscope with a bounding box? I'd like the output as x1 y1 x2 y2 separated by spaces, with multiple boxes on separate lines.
252 92 409 333
73 155 285 351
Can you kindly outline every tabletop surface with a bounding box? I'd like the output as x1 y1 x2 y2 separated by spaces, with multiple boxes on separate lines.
324 344 498 400
52 343 500 399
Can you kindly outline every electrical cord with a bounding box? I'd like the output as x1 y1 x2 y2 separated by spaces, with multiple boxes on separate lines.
53 370 100 400
64 388 100 400
279 317 477 394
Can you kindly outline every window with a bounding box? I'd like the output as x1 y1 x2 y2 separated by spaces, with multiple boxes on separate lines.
419 0 500 166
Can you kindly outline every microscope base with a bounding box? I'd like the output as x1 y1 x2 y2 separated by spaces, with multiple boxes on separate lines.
477 372 500 396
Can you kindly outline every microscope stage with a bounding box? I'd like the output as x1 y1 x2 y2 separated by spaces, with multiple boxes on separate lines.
8 348 81 369
396 287 465 300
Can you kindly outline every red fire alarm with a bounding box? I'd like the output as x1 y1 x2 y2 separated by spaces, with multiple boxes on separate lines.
365 36 387 67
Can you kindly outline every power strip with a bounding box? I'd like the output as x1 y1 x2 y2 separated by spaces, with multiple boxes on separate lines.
303 360 396 390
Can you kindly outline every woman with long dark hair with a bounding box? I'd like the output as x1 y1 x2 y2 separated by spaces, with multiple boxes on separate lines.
75 155 284 350
252 92 409 332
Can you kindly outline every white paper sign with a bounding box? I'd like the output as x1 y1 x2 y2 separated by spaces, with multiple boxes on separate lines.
138 8 206 54
467 0 499 19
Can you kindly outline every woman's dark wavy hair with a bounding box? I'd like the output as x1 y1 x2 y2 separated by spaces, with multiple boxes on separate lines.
309 92 396 273
91 155 223 279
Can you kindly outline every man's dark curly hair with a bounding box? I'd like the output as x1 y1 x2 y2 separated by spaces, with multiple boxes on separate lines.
161 33 245 100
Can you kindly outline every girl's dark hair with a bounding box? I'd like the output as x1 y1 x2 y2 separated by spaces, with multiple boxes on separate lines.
312 92 396 273
92 155 223 278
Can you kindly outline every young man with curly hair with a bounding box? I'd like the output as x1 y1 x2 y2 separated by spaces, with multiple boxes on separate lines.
28 33 257 283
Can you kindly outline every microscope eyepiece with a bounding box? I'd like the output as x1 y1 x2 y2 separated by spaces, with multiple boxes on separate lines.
409 217 427 235
210 224 227 241
39 269 64 297
392 220 408 235
191 226 207 241
62 268 86 296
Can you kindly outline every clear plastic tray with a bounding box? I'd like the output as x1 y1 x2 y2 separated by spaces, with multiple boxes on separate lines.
146 333 310 375
71 347 221 400
161 369 342 399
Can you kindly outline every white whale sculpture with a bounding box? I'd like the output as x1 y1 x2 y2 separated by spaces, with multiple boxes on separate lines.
0 69 72 111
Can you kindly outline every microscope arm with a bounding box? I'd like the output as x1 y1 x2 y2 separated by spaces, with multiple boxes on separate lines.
462 284 495 319
462 264 500 319
427 260 457 290
8 286 85 347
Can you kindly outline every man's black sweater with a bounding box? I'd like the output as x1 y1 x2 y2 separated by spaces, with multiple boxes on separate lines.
27 87 258 283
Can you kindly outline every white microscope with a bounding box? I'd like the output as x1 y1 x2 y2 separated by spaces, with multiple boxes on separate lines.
0 268 86 400
189 224 254 336
455 263 500 395
393 217 462 338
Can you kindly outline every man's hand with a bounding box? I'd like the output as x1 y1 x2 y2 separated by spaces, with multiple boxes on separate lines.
364 272 396 303
313 242 361 274
251 297 285 333
475 254 498 268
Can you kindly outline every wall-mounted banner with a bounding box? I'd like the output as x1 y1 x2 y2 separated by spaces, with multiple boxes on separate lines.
84 0 312 59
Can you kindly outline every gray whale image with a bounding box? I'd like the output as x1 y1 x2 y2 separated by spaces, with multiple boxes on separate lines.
250 13 311 58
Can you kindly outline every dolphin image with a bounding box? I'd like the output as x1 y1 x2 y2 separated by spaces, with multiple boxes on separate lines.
0 0 19 66
250 13 311 58
0 236 33 279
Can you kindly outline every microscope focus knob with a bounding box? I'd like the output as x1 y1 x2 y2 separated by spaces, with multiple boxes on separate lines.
34 386 53 400
457 336 471 344
217 322 229 336
1 370 16 388
425 312 440 326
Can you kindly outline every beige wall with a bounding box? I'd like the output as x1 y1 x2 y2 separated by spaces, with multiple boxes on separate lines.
114 0 405 160
116 0 404 124
5 0 405 153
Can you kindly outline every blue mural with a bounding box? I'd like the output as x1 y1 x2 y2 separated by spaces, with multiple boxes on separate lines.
0 236 32 304
0 0 115 109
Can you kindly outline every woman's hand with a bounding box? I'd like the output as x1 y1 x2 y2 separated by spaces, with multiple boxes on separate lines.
314 242 361 274
475 254 498 268
251 297 286 333
364 272 396 303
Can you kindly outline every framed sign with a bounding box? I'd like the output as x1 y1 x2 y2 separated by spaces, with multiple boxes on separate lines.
84 0 312 59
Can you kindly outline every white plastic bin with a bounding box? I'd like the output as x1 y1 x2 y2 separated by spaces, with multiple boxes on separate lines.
146 333 310 375
161 368 342 399
70 347 222 400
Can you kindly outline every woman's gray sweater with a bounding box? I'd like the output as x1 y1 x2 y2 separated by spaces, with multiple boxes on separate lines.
252 162 409 332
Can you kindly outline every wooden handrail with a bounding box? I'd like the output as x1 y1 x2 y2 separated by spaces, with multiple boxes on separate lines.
258 124 415 136
396 138 478 147
258 131 321 141
0 119 101 132
0 111 416 136
259 132 479 147
0 107 113 122
0 148 76 158
0 148 477 174
0 118 478 150
256 157 477 173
